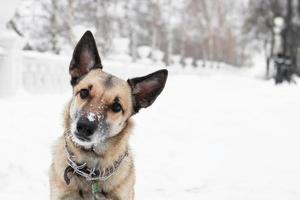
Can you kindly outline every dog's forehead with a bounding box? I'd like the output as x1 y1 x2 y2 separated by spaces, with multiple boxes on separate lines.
75 69 130 93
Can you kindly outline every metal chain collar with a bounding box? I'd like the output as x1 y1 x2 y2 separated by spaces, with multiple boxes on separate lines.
64 142 128 182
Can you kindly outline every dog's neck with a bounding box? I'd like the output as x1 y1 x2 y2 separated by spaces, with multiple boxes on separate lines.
63 102 133 170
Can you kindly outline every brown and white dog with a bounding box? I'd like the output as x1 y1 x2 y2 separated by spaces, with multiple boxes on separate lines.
49 31 168 200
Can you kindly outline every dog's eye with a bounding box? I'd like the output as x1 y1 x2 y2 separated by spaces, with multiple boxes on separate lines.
111 102 122 113
79 89 89 99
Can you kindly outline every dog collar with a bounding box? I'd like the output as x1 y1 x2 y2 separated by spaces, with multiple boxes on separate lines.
63 142 128 185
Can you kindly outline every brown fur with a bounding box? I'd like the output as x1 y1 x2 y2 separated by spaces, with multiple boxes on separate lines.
49 31 167 200
50 70 135 200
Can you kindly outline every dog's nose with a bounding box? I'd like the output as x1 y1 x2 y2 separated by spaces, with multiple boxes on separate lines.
76 117 97 140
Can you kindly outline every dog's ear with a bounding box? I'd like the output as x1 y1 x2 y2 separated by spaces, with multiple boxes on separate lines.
69 31 103 86
127 69 168 114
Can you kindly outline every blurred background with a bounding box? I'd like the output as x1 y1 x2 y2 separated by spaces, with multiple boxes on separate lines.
0 0 300 200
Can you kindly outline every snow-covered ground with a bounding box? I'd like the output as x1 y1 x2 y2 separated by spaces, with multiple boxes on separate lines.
0 71 299 200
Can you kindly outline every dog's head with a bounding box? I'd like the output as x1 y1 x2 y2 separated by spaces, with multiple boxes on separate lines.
67 31 168 149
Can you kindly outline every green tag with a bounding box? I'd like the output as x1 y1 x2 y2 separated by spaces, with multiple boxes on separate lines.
91 182 100 194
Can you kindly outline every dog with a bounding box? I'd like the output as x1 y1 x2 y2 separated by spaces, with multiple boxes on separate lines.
49 31 168 200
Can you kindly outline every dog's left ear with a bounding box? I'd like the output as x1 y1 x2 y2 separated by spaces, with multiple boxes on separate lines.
69 31 103 86
127 69 168 114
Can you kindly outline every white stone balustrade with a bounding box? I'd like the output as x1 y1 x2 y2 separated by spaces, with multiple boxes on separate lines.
151 49 165 64
109 37 132 62
21 52 70 94
137 46 151 65
184 57 194 67
196 60 205 68
171 55 181 66
0 0 23 97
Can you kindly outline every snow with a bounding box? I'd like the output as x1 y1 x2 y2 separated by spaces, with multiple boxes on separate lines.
0 71 300 199
0 0 21 30
87 113 96 122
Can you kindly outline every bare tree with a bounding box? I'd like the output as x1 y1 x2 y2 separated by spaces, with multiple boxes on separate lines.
10 0 247 67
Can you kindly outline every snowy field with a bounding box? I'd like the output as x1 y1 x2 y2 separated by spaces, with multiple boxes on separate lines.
0 71 300 200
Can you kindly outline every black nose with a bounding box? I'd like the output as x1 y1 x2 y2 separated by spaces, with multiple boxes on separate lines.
76 117 97 140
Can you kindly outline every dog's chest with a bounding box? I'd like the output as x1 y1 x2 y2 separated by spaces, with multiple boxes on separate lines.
84 156 101 168
74 176 110 199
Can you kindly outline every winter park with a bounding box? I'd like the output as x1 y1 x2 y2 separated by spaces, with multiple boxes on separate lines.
0 0 300 200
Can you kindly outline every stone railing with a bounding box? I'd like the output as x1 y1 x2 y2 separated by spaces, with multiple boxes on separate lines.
0 45 237 96
21 52 70 94
0 50 165 95
0 0 23 97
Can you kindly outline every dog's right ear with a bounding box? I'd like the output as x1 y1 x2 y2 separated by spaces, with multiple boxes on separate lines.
69 31 103 86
